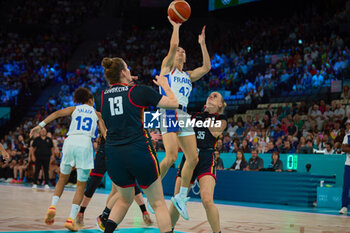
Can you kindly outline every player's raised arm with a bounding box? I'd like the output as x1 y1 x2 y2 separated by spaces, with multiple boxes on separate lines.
30 107 76 138
153 75 179 109
160 17 182 76
188 26 211 82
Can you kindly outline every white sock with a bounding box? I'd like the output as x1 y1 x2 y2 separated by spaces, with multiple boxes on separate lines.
51 196 60 207
69 204 80 219
179 187 188 199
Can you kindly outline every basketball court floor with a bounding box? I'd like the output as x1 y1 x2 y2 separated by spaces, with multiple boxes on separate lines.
0 184 349 233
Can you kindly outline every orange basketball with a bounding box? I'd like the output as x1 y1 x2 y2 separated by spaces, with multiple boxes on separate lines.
168 0 191 24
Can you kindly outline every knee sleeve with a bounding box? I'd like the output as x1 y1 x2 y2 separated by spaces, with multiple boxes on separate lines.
134 185 141 195
84 175 103 198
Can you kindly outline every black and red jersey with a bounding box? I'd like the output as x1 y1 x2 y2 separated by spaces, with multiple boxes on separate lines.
96 83 162 146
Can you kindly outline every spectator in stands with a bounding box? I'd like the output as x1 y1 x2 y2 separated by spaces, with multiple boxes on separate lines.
287 120 298 138
334 102 345 121
216 139 226 153
222 134 232 153
231 140 240 153
214 151 224 170
247 149 263 171
323 142 334 154
323 104 333 122
299 139 314 154
280 141 296 154
241 139 251 153
298 101 308 115
235 121 245 140
262 114 271 129
309 104 324 131
265 141 276 153
229 149 248 171
270 151 283 172
245 115 253 130
253 114 263 128
265 105 274 119
271 124 285 142
331 121 341 140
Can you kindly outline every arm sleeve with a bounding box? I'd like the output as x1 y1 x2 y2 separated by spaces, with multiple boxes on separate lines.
130 85 163 107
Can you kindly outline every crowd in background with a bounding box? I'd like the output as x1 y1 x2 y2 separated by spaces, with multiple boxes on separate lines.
0 31 78 104
6 0 102 25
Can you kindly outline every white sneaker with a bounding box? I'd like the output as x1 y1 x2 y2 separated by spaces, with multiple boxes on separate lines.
32 184 38 189
339 207 348 215
171 194 190 220
146 199 154 214
44 184 50 190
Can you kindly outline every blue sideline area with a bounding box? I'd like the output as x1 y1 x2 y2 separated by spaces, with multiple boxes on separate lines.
103 152 348 209
156 152 347 187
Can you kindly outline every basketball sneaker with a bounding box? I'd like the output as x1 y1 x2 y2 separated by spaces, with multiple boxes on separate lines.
142 211 153 226
76 212 85 227
96 215 106 232
16 179 23 184
44 184 50 190
339 207 348 215
64 217 78 231
10 178 16 184
32 184 37 189
146 200 154 214
44 205 56 225
171 194 190 220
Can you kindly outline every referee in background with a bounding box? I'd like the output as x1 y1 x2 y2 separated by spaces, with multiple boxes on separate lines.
31 128 54 189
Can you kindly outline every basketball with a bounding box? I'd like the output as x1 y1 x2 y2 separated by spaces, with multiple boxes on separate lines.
168 0 191 23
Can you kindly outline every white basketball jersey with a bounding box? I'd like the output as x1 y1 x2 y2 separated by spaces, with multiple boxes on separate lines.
67 104 99 139
159 68 192 107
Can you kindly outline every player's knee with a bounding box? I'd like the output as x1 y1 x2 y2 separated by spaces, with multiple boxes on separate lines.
150 199 163 211
187 155 199 167
201 193 214 209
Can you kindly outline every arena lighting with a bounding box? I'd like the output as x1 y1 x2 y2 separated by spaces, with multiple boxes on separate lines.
298 39 303 44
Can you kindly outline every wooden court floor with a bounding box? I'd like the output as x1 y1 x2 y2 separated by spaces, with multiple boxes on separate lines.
0 185 350 233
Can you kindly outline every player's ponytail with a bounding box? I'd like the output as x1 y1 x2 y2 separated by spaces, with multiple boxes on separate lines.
102 57 125 84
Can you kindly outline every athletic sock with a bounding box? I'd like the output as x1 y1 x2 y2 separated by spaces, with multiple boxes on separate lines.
139 204 147 213
79 206 86 214
69 204 80 219
179 187 188 199
101 207 111 222
51 196 60 207
104 220 118 233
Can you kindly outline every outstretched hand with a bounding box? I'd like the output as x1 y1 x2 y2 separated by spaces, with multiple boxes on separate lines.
198 25 206 45
168 16 182 28
153 75 169 88
29 125 41 138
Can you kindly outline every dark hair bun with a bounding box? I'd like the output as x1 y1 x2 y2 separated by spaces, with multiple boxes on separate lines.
102 58 112 69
